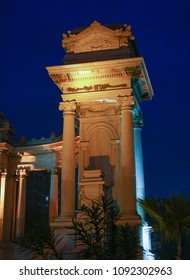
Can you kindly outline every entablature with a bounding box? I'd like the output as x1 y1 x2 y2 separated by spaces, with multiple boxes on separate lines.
61 88 132 103
46 57 153 101
15 140 63 156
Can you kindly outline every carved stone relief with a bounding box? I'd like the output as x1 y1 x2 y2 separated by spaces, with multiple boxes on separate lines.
67 83 127 93
62 21 135 53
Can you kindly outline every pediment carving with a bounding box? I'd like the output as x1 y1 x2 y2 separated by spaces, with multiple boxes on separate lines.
62 21 134 53
75 34 118 53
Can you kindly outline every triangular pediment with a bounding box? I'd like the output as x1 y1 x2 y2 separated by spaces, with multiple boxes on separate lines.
62 21 134 53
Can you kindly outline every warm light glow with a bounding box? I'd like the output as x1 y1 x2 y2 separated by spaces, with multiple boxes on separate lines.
0 177 6 219
0 173 6 239
77 70 92 75
20 154 36 163
94 99 117 103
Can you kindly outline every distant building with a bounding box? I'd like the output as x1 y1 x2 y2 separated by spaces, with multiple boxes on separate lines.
0 21 154 259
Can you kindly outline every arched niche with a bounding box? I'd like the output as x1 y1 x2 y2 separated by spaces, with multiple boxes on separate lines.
83 121 119 142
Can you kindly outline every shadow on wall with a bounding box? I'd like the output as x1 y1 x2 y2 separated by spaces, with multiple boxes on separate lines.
88 155 115 200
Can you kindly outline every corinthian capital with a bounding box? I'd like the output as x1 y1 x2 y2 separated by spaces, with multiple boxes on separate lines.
0 169 7 177
125 65 142 79
14 168 29 179
19 168 29 178
117 95 135 110
133 115 144 127
59 100 77 113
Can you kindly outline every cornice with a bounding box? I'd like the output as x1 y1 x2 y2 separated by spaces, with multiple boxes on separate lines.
15 140 63 155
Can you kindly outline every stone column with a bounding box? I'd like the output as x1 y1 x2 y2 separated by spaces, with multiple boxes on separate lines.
142 225 154 260
0 169 7 240
118 95 141 224
15 169 28 238
49 167 59 223
133 116 154 259
59 100 76 224
12 171 19 240
133 115 145 220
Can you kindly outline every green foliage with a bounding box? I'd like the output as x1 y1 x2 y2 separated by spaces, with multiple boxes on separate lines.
70 195 141 260
15 196 141 260
116 223 141 260
138 195 190 259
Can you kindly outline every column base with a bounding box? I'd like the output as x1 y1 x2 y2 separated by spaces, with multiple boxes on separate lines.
50 215 74 228
142 224 155 260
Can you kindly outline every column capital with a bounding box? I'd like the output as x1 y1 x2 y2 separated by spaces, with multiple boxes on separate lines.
0 168 7 177
15 168 29 179
125 65 142 79
59 100 77 114
117 95 135 111
133 115 144 128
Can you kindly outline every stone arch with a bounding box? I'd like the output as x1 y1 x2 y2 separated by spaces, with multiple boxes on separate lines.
84 121 119 141
82 122 119 191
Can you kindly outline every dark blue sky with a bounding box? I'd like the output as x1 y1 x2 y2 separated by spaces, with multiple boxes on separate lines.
0 0 190 199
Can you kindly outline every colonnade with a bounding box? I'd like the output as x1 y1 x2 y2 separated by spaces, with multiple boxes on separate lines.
0 165 62 241
0 168 29 240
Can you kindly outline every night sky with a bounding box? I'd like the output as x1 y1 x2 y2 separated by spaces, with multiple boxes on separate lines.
0 0 190 199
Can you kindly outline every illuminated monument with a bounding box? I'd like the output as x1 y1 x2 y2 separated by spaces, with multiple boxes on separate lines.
47 21 154 258
0 21 154 259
